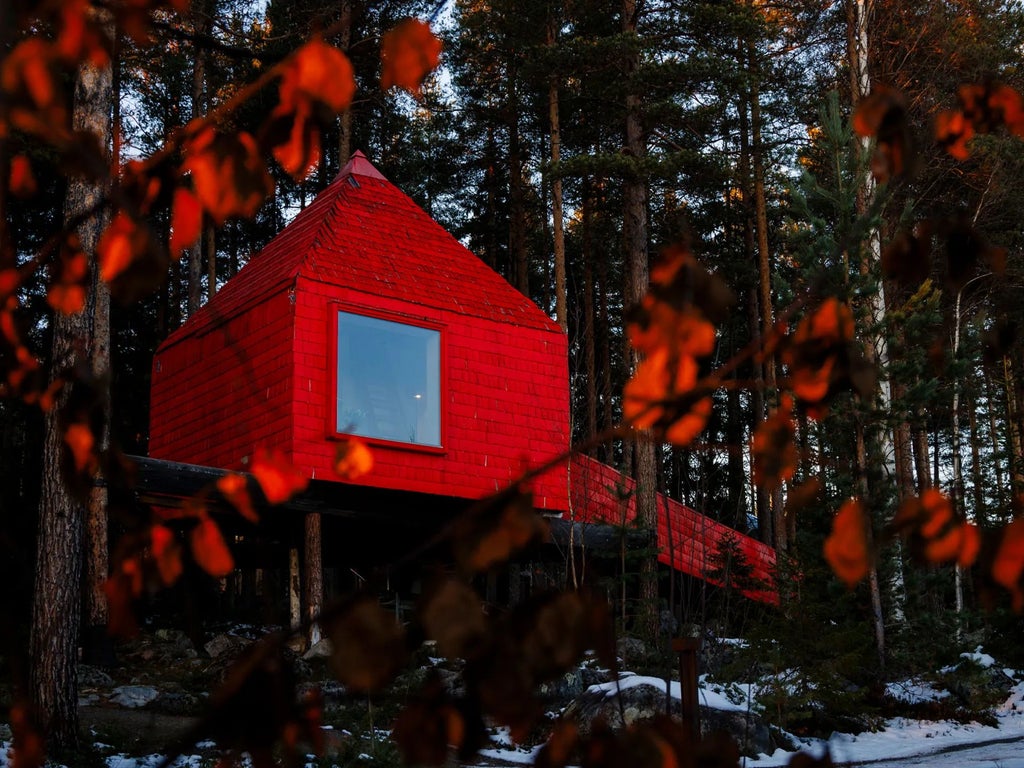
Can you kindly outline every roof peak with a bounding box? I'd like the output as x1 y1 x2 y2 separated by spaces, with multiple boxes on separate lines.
336 150 387 181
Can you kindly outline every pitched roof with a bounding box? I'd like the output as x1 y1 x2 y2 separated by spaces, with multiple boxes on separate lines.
160 151 560 346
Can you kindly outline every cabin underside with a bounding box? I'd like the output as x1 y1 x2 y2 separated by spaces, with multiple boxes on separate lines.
122 456 775 634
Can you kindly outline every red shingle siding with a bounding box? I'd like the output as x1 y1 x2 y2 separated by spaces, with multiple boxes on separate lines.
149 291 295 469
570 456 777 603
291 278 569 506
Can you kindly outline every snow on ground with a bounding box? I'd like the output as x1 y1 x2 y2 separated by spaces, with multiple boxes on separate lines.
748 663 1024 767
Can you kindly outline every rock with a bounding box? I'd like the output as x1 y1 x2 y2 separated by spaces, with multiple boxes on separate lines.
204 633 251 659
616 637 648 666
702 705 774 756
436 667 465 698
303 639 333 660
154 629 198 659
579 666 613 688
0 724 11 741
538 670 586 702
110 685 160 709
78 664 114 689
562 679 775 757
78 694 101 707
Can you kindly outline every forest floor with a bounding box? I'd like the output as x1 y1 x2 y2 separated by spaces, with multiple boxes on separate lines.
4 629 1024 767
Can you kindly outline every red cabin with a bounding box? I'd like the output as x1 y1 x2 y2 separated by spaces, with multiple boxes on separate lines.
149 152 774 608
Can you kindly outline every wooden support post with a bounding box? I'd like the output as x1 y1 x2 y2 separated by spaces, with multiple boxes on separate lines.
672 637 701 738
304 512 323 647
288 547 301 633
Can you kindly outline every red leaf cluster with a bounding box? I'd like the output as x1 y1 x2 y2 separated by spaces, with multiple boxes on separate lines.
853 85 914 181
380 19 443 98
398 586 614 762
936 82 1024 159
781 298 872 417
48 235 89 314
249 448 309 504
890 489 979 568
333 437 374 480
268 38 356 179
752 399 797 492
823 498 870 588
8 702 46 768
184 127 274 225
324 595 408 692
623 247 727 446
451 487 548 574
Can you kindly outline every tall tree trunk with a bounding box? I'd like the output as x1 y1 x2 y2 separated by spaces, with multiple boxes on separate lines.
582 179 598 446
547 15 566 332
986 373 1006 515
892 379 916 502
749 46 784 552
303 513 323 648
595 203 614 463
1005 356 1024 494
508 59 529 297
913 417 931 492
622 0 658 640
32 19 114 745
337 0 353 169
187 0 209 317
737 60 770 546
968 383 985 523
848 0 904 656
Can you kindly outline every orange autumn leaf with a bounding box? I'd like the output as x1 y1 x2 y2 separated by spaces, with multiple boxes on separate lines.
217 472 258 523
823 498 870 588
623 348 697 428
169 187 202 258
191 516 234 578
752 405 798 491
64 421 96 473
9 155 36 197
458 491 547 574
665 395 712 447
56 0 110 66
183 127 273 224
992 518 1024 596
272 115 320 180
0 269 19 300
281 38 356 115
1 39 67 133
334 438 374 480
48 235 89 314
9 702 45 768
935 109 973 160
150 524 183 586
380 19 442 97
783 298 855 405
103 559 142 638
250 448 309 504
98 212 149 282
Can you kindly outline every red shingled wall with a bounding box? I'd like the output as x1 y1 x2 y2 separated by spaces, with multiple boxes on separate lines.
570 455 777 603
149 291 294 469
292 278 570 509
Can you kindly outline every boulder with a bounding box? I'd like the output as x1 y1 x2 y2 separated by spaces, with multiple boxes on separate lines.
303 638 333 661
204 633 251 659
110 685 160 709
616 637 648 667
562 679 775 757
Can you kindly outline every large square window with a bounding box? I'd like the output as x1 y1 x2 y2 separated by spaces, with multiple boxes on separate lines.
336 311 441 447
